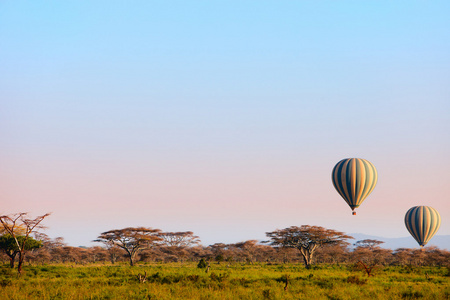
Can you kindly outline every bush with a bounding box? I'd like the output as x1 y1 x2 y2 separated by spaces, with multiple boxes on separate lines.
186 274 200 282
0 278 12 287
210 272 228 282
262 289 273 299
401 289 424 299
346 275 367 285
197 258 207 269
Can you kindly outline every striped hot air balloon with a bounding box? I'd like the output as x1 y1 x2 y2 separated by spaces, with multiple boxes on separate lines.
404 206 441 247
331 158 377 215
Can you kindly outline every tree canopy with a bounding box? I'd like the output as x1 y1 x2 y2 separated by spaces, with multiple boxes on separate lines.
159 231 201 248
94 227 162 266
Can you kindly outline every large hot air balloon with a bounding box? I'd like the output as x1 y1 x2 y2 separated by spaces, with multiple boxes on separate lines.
331 158 377 215
404 206 441 247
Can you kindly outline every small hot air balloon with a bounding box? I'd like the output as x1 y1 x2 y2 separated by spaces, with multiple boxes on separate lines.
332 158 377 215
404 206 441 248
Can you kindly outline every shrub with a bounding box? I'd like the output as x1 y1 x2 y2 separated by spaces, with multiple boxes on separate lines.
401 289 424 299
0 278 12 287
262 289 273 299
186 274 200 282
315 279 334 289
210 272 228 282
346 275 367 285
197 258 207 269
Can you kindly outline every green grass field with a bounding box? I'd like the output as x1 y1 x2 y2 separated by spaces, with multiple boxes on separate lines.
1 263 449 299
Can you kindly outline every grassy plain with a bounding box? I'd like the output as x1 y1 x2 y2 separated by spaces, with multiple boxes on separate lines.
0 263 449 299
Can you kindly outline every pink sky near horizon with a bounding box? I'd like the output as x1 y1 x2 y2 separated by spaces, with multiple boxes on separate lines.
2 144 449 246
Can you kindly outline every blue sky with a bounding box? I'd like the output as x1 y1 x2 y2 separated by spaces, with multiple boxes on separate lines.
1 1 449 247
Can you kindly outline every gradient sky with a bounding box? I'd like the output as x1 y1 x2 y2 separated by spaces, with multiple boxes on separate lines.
1 1 449 247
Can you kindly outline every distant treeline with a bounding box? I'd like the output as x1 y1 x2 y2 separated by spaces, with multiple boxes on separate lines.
3 236 449 268
1 215 449 271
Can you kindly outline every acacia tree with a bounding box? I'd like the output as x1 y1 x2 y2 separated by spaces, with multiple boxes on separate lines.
158 231 201 262
352 239 392 270
158 231 201 248
0 213 50 274
315 243 350 264
354 239 385 250
393 248 414 265
232 240 263 263
94 227 162 266
105 243 123 264
265 225 352 269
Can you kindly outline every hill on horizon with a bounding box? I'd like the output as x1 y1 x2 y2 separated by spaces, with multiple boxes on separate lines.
349 233 450 251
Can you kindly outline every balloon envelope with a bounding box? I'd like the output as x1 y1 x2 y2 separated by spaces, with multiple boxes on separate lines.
331 158 377 214
404 206 441 247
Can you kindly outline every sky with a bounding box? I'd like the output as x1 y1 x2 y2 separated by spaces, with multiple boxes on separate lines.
1 1 449 247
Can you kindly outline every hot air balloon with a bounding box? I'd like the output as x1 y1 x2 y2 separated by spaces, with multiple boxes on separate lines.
331 158 377 215
404 206 441 248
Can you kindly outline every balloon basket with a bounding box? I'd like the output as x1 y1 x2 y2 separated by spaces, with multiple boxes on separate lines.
352 211 356 215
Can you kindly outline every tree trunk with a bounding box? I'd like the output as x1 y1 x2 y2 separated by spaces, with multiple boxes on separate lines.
17 252 24 275
9 256 15 268
123 248 135 266
110 253 117 264
299 244 317 269
129 253 135 266
129 256 134 266
300 248 312 269
6 251 17 268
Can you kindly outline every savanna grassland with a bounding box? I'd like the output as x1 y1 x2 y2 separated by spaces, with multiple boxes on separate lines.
1 263 449 300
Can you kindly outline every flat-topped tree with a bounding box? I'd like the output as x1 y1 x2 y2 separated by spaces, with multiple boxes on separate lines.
158 231 201 248
265 225 352 269
0 212 50 274
354 239 385 250
158 231 201 262
95 227 162 266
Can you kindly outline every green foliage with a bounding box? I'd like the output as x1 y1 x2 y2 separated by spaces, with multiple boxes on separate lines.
196 258 207 268
215 254 224 262
0 234 42 253
401 288 424 299
346 275 367 285
262 288 274 299
0 277 13 287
